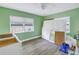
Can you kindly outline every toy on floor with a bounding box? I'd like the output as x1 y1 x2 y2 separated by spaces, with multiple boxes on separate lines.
59 43 69 54
69 45 76 55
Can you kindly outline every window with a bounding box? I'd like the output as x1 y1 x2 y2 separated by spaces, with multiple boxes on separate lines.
10 16 34 33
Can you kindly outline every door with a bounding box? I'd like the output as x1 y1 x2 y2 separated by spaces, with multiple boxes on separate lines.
55 32 65 46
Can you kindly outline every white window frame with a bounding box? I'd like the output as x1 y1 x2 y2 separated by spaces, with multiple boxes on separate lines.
10 16 34 33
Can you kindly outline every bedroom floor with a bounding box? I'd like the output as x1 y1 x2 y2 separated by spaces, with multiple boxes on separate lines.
21 38 66 55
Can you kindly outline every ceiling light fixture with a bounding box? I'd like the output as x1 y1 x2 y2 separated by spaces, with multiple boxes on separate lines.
41 3 47 10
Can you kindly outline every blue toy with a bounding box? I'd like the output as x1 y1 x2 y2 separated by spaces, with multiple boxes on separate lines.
59 43 69 54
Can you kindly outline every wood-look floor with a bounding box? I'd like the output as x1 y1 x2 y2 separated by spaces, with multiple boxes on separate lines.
22 38 65 55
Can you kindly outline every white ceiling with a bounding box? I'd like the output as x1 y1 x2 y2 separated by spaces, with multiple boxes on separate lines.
0 3 79 16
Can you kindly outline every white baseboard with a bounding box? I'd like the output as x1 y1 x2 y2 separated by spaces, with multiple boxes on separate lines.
12 33 22 43
13 33 54 44
43 39 55 44
21 35 41 43
13 33 41 43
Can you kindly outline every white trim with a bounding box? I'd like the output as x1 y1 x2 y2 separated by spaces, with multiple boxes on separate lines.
54 16 70 20
12 33 22 43
42 37 55 44
21 35 41 42
0 37 15 41
45 39 55 43
13 33 41 43
9 15 34 34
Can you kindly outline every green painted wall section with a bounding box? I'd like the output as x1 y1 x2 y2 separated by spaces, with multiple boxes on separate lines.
0 6 79 40
0 7 44 40
45 8 79 37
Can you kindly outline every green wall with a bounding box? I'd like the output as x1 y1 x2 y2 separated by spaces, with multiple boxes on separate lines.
45 8 79 37
0 6 79 40
0 7 44 40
